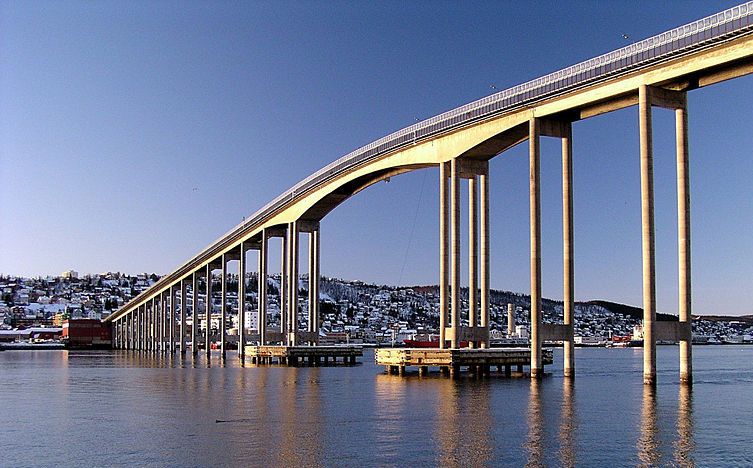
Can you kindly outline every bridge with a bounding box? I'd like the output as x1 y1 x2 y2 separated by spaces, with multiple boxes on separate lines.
106 3 753 385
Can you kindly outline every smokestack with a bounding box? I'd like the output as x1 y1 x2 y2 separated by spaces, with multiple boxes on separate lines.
507 303 515 336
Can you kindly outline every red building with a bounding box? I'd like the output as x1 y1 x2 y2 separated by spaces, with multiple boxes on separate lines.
62 319 111 349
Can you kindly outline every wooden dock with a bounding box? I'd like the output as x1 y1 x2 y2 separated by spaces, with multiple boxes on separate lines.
375 347 554 377
244 345 363 366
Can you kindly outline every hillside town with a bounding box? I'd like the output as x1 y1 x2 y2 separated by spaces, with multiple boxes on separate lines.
1 271 752 347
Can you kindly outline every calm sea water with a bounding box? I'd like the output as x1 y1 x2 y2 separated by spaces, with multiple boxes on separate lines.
2 346 752 467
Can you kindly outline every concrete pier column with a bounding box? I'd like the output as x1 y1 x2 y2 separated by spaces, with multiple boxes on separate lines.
163 292 169 352
127 316 131 350
180 280 187 354
140 306 144 351
468 175 478 348
439 162 449 349
170 285 177 353
139 306 143 351
151 298 156 352
480 170 490 348
148 299 153 351
205 264 212 357
562 123 575 378
308 226 320 344
280 233 288 344
128 312 132 351
128 312 136 350
238 243 247 358
192 271 199 356
221 254 228 356
639 85 657 386
529 117 543 379
676 100 692 385
287 221 300 346
507 303 515 336
450 158 461 348
258 232 268 346
156 294 162 352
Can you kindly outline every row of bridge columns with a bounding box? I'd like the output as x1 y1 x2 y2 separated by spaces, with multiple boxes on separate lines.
112 86 691 384
112 221 322 358
436 85 691 384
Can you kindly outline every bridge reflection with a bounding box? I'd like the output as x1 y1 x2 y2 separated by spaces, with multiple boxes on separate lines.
638 384 695 466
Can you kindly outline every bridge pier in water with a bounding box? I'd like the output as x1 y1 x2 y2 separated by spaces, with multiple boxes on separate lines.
529 117 576 379
438 158 491 350
639 85 693 386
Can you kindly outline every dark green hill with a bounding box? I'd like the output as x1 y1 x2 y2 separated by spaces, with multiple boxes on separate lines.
581 300 678 321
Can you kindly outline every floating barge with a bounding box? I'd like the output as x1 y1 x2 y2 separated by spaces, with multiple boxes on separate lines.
244 345 363 366
375 347 554 377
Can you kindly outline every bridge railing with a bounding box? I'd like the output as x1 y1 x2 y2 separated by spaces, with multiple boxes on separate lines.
110 2 753 320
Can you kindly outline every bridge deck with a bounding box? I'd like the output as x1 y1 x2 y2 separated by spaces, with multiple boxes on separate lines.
244 345 363 365
375 347 554 377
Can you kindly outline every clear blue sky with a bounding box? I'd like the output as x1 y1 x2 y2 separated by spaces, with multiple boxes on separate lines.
2 1 751 316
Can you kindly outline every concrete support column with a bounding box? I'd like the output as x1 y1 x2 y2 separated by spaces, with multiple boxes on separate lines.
192 271 199 356
529 117 543 379
170 285 176 353
639 85 657 386
676 101 692 385
180 280 187 354
562 123 575 378
287 221 299 346
221 255 228 356
239 244 246 358
162 292 168 352
140 305 145 351
205 264 212 357
280 234 288 344
308 226 320 344
450 158 461 349
148 299 153 351
468 175 478 348
439 162 449 349
132 310 136 351
259 232 268 346
129 313 134 351
480 170 490 348
157 293 165 351
151 298 156 352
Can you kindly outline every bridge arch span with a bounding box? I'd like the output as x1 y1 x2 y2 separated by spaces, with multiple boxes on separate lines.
106 2 753 385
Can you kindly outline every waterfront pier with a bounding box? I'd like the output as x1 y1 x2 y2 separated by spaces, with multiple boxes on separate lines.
376 347 554 378
245 345 362 366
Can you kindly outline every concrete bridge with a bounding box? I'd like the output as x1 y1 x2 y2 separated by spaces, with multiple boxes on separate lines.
106 3 753 385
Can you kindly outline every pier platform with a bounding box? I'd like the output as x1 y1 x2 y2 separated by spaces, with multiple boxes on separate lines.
375 347 554 377
244 345 363 366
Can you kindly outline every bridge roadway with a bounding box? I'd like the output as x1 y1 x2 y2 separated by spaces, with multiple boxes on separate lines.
107 3 753 385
